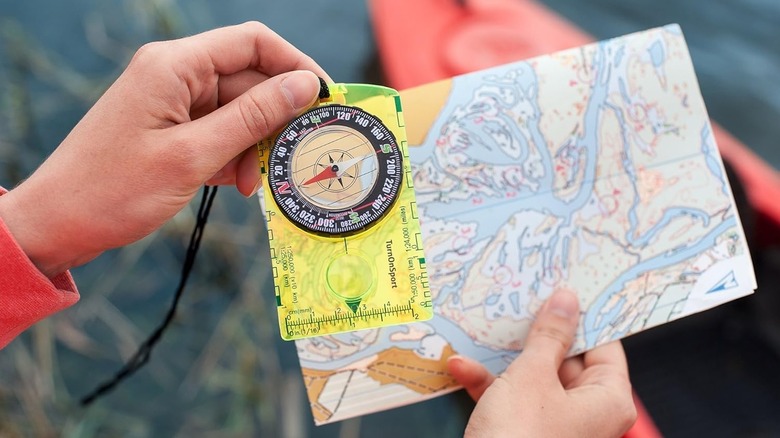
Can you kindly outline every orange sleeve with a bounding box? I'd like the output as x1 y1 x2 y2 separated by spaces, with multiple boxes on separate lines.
0 189 79 349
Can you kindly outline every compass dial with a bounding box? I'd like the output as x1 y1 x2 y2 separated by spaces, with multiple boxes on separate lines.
268 104 403 236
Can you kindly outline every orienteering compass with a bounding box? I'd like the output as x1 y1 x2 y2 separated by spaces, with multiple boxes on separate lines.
268 104 403 237
257 83 432 341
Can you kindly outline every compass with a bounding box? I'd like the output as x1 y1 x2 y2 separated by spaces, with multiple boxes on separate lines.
258 83 433 340
268 104 404 236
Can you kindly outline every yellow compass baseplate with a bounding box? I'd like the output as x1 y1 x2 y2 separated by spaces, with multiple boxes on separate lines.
257 83 433 340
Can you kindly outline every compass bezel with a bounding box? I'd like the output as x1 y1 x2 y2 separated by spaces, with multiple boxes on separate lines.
268 104 404 237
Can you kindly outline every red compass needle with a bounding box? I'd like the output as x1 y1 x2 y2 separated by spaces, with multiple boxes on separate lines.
303 165 338 186
302 155 374 186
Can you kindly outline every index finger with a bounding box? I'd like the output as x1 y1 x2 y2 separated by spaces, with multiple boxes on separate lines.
179 21 331 81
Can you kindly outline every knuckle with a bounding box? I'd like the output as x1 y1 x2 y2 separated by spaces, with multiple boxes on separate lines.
130 41 166 67
241 20 269 34
530 323 572 351
237 93 275 139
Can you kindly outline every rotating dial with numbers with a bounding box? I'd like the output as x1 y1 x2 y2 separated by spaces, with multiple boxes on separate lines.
268 104 404 236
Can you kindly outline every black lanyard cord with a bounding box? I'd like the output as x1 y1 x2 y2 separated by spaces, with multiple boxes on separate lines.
80 185 219 406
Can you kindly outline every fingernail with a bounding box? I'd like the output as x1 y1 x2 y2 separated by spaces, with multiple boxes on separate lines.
446 355 464 373
281 71 318 111
545 290 579 319
246 178 262 198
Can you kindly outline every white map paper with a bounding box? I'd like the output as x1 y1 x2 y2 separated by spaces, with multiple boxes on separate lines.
292 25 756 424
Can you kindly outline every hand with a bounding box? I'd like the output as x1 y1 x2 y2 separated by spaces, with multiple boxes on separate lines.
0 22 330 277
447 290 637 438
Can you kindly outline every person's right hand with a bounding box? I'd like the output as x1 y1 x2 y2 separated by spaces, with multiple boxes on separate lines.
0 22 329 278
447 290 637 437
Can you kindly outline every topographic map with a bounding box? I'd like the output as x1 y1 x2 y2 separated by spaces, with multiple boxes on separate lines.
294 25 756 424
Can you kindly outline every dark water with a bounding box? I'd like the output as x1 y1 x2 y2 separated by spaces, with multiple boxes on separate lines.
0 1 778 437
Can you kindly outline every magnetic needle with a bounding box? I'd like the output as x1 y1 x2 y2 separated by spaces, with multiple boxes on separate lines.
268 104 404 236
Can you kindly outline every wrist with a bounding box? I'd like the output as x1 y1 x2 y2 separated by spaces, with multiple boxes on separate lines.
0 188 84 278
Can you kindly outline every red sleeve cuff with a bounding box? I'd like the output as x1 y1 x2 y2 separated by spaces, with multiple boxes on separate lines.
0 190 79 349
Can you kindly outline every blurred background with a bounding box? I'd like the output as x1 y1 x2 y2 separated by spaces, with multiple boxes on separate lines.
0 0 778 437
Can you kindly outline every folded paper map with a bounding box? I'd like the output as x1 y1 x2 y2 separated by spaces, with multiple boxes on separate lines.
293 25 757 424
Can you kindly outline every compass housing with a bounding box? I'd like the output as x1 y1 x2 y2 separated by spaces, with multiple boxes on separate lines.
268 104 404 237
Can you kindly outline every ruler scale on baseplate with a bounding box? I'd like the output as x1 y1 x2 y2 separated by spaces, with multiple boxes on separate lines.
257 83 432 340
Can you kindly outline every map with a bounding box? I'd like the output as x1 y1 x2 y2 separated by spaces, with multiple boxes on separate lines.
293 25 756 424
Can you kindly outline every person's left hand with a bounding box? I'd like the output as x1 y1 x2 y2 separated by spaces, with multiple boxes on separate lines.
0 22 329 277
447 290 637 437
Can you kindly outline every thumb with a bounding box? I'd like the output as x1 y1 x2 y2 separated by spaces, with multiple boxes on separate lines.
183 70 320 174
506 290 580 381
